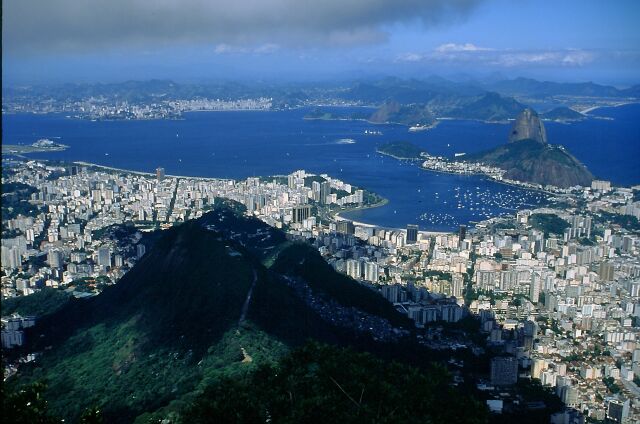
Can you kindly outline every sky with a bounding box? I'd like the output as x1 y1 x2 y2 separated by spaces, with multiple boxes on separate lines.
3 0 640 86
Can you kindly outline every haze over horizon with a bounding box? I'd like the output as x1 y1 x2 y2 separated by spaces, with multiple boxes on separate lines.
3 0 640 86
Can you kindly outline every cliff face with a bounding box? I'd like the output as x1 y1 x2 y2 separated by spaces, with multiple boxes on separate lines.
509 108 547 144
465 106 594 188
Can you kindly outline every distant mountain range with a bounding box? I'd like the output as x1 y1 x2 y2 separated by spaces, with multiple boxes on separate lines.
5 75 637 112
482 77 638 98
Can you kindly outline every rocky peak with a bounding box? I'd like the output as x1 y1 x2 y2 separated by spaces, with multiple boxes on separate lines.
509 108 547 144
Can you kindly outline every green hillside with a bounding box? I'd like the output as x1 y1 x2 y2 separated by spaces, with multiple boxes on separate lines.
5 202 478 423
465 139 594 187
376 141 425 159
368 101 436 126
541 107 586 122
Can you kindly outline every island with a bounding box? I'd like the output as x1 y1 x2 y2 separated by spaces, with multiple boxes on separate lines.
2 139 69 155
376 141 425 160
368 101 438 128
303 109 369 121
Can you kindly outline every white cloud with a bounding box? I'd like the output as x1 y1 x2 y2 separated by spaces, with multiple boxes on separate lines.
396 52 424 62
214 43 281 55
492 50 595 67
561 50 595 66
254 44 281 54
435 43 492 52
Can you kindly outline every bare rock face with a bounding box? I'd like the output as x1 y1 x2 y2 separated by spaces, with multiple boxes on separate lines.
509 108 547 144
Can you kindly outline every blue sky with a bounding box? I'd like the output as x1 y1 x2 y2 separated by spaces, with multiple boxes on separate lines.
3 0 640 85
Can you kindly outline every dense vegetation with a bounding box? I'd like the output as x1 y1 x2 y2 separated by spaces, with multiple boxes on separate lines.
4 204 426 422
540 106 585 121
182 342 488 424
1 288 73 317
3 203 496 423
1 182 42 224
597 211 640 232
369 100 436 126
303 109 369 121
376 141 424 159
448 92 525 121
465 139 594 188
528 213 570 236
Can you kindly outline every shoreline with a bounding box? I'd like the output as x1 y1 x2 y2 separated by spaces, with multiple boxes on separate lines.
580 100 639 114
334 198 450 236
375 150 559 195
71 160 448 233
64 160 453 234
375 150 422 161
73 161 230 181
58 160 543 234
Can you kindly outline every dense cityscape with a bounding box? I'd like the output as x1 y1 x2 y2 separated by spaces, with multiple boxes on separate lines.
2 155 640 422
4 1 640 423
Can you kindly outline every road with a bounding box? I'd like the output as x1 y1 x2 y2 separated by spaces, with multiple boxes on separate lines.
239 268 258 324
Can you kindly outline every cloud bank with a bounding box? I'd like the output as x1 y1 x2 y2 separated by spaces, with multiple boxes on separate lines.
396 44 602 68
3 0 482 54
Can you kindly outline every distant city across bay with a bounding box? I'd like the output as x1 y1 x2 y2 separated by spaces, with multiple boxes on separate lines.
3 103 639 231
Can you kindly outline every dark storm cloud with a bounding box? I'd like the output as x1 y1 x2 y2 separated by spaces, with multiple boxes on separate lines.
3 0 481 54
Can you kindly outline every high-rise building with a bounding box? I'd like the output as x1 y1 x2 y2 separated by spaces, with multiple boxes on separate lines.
156 167 165 181
364 261 379 282
346 259 362 279
287 175 297 189
311 181 322 202
452 273 464 298
292 205 311 223
406 225 418 244
136 244 146 259
1 246 22 270
530 273 541 303
458 225 467 245
97 247 111 268
47 249 63 269
606 398 629 423
599 262 614 281
591 180 611 192
490 356 518 385
319 181 331 204
337 220 355 235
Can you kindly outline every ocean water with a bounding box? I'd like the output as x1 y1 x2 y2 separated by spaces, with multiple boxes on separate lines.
2 104 638 231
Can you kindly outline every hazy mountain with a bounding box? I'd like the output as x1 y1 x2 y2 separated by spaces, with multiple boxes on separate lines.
447 92 527 122
368 100 437 126
484 77 627 98
540 107 586 122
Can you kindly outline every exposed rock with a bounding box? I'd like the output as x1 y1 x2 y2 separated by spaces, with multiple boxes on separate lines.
465 107 594 188
509 108 547 144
